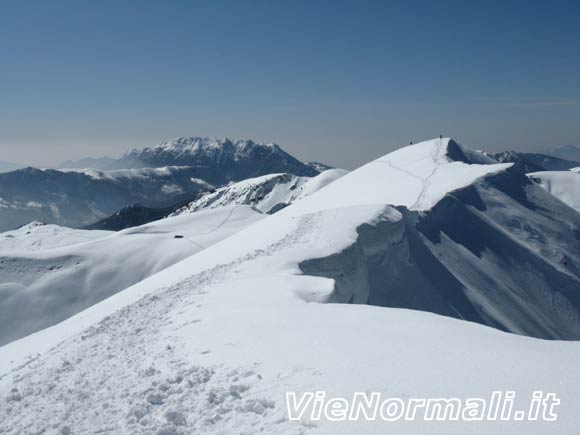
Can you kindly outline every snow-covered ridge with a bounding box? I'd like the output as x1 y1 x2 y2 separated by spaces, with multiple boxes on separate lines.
293 138 512 212
2 138 580 434
136 136 281 156
171 168 348 216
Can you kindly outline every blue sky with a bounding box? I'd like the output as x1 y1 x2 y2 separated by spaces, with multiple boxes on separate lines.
0 0 579 168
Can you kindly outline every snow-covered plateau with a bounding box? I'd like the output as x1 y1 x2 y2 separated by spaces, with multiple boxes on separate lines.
1 138 580 435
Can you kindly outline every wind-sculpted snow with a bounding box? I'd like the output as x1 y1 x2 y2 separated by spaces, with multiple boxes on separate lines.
0 206 264 345
302 175 580 339
171 169 348 216
1 138 580 434
528 170 580 213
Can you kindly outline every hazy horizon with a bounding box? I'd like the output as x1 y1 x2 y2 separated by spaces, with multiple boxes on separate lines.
1 0 579 169
2 132 579 171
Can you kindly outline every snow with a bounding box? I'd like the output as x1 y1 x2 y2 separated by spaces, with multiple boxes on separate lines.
1 138 579 434
126 137 283 162
152 137 279 155
528 170 580 213
0 206 264 345
171 169 348 216
290 138 511 212
0 222 111 251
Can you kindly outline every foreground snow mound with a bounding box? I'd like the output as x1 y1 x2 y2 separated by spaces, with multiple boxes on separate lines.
528 170 580 213
170 169 348 216
0 206 264 345
1 138 580 434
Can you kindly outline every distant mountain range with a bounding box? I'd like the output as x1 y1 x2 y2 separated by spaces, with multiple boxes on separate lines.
483 150 580 172
58 136 318 185
0 137 320 231
543 145 580 162
0 167 212 232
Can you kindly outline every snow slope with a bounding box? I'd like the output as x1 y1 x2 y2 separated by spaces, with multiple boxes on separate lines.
0 222 111 251
1 138 580 434
170 169 348 216
0 206 264 345
528 170 580 213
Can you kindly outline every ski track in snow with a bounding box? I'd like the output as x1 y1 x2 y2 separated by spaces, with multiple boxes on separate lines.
0 214 321 435
411 138 445 210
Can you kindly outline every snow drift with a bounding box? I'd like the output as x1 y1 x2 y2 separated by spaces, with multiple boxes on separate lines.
528 170 580 213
